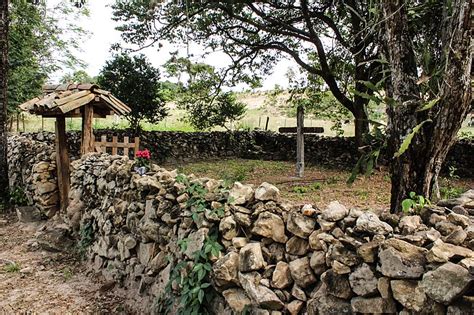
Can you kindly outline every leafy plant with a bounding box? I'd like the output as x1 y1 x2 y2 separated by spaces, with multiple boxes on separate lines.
401 192 430 213
292 186 309 194
77 220 94 257
9 186 27 206
4 262 20 273
439 166 463 200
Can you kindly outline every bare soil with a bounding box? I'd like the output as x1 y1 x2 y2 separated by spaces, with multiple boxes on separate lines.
0 214 130 314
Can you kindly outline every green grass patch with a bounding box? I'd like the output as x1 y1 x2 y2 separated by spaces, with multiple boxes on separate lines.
4 262 20 273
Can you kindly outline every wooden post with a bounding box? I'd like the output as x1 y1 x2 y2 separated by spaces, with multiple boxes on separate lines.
265 117 270 130
296 105 304 178
81 104 94 155
55 116 70 213
41 117 44 131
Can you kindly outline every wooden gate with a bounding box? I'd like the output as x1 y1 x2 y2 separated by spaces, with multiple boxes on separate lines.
94 135 140 156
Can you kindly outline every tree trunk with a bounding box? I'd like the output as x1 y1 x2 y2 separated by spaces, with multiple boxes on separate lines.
353 98 369 148
0 0 8 206
383 0 472 212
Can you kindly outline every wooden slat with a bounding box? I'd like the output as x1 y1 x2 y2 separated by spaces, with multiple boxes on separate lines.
55 90 91 106
134 137 140 154
55 116 70 213
58 93 96 114
279 127 324 134
112 136 118 155
19 97 41 111
108 94 132 113
123 136 129 156
81 104 94 155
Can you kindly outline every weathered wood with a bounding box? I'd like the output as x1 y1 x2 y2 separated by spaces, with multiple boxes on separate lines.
296 106 304 178
81 104 94 155
54 90 91 106
279 126 324 134
94 136 140 156
112 136 118 155
58 93 95 114
123 136 129 156
55 116 70 213
0 0 9 205
265 117 270 130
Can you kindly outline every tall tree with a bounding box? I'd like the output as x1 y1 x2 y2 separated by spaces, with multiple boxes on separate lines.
0 0 8 206
112 0 385 146
97 54 168 132
382 0 472 212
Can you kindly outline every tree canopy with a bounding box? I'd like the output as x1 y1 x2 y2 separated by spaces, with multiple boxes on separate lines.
97 54 168 132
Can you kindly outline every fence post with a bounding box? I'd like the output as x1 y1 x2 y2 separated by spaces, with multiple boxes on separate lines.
296 106 304 178
265 116 270 130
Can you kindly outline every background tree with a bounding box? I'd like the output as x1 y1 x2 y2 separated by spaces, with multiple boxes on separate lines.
382 0 472 212
112 0 385 146
0 0 8 206
165 56 246 130
97 54 168 132
60 70 95 84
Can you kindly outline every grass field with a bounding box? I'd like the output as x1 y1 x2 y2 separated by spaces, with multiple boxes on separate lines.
167 159 474 210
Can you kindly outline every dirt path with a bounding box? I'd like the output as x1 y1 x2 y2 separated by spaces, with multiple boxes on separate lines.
0 214 130 314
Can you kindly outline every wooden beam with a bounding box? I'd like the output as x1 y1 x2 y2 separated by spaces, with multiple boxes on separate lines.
296 106 304 178
55 116 70 213
279 127 324 134
81 104 94 155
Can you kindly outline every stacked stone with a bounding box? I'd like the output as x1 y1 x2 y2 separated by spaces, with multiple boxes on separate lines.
7 135 59 217
68 153 474 314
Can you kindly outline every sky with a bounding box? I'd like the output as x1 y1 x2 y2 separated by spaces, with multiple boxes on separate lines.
57 0 297 90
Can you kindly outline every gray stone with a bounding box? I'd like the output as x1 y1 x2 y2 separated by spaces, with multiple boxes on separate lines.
391 280 426 312
219 216 238 240
287 212 316 238
16 206 42 223
351 296 396 314
307 284 352 315
357 239 382 263
138 243 157 266
421 262 472 304
222 288 252 312
349 263 378 297
184 228 209 259
229 182 254 205
239 272 284 310
255 182 280 201
309 251 326 276
378 239 427 279
213 252 239 286
239 243 265 272
447 213 471 228
321 201 349 222
356 212 393 235
252 212 288 243
321 270 352 299
288 257 317 288
287 300 303 315
426 239 474 263
285 236 309 256
271 262 293 289
399 215 423 234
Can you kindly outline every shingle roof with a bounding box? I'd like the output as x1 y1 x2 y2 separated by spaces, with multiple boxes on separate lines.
19 83 131 117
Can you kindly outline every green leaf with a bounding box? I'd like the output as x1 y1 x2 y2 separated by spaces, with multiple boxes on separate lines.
409 191 416 199
198 289 204 304
393 119 432 158
402 199 414 212
416 98 440 112
358 80 378 91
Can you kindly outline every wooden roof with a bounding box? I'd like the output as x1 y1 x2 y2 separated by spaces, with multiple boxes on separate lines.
19 83 131 117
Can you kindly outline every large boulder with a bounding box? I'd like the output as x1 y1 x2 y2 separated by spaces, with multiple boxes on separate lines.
378 239 427 279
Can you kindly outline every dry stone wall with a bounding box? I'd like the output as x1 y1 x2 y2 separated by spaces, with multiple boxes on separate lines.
17 130 474 177
67 153 474 314
7 135 59 218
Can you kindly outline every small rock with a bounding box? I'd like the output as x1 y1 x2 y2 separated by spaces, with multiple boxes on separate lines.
399 215 423 234
255 182 280 201
291 285 306 301
356 212 393 235
232 237 248 249
229 182 254 205
321 201 348 222
378 239 427 279
331 261 351 274
447 213 471 228
239 243 266 272
426 239 474 263
391 280 426 312
213 252 239 287
452 205 468 216
321 270 352 299
219 216 238 240
285 236 309 256
357 239 382 263
351 296 396 314
239 272 284 310
309 251 326 276
288 257 317 288
287 300 303 315
252 212 288 243
301 204 319 217
271 262 293 289
287 212 316 238
222 288 252 312
349 263 378 297
443 227 467 245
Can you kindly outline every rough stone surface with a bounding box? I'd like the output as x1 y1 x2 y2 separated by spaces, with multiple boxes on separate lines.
239 243 265 272
321 201 348 222
421 262 472 304
288 257 317 288
356 212 393 235
348 263 378 297
251 212 288 243
254 182 280 201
